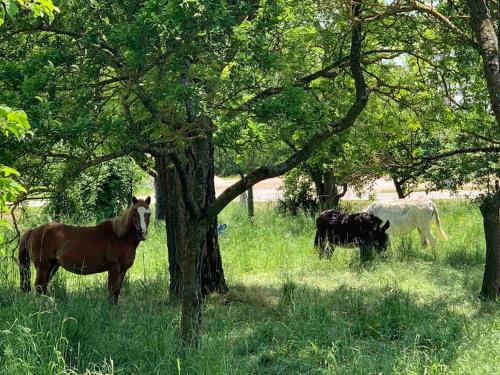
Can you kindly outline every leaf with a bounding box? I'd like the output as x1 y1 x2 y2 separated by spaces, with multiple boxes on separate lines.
5 0 19 20
0 166 20 177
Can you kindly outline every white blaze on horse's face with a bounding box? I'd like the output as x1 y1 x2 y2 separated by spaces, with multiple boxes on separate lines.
137 207 151 240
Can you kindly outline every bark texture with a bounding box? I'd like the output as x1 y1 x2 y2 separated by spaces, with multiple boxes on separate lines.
201 145 228 296
479 189 500 299
154 156 168 221
466 0 500 126
161 142 228 300
162 131 228 346
465 1 500 299
163 157 184 298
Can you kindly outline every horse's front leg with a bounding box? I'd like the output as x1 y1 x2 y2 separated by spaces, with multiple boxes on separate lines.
108 265 127 304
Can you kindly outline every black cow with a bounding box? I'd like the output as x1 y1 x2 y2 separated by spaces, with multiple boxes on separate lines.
314 210 390 259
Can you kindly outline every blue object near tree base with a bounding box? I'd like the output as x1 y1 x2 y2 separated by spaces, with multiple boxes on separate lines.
217 223 227 235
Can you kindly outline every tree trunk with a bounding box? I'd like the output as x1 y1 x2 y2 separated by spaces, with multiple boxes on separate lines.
312 170 347 211
181 217 205 347
392 176 406 199
466 0 500 126
465 1 500 299
163 158 184 298
154 156 167 221
157 130 228 346
247 185 254 218
201 142 228 296
161 143 227 300
480 189 500 299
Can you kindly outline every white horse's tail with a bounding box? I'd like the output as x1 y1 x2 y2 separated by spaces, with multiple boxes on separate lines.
432 202 448 241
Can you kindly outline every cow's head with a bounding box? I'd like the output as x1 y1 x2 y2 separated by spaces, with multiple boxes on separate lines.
371 219 390 252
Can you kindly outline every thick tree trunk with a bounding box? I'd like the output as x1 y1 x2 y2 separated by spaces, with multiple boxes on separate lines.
158 130 228 346
465 2 500 299
392 176 406 199
480 189 500 299
247 186 254 218
466 0 500 126
162 151 228 300
154 156 168 221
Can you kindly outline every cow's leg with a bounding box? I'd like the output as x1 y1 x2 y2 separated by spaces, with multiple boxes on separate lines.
417 228 429 248
421 225 436 249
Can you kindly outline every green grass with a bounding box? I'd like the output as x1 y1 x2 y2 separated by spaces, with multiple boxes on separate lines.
1 200 499 374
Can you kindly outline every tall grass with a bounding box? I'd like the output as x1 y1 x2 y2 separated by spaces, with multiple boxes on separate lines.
0 200 499 374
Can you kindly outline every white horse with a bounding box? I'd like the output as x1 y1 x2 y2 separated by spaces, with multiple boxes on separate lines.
364 199 448 248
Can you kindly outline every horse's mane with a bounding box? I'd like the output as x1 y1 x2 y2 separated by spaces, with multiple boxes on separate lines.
111 206 133 238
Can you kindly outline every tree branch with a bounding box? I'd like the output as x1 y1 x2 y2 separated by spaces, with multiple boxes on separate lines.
363 1 478 49
337 183 348 199
411 146 500 167
231 48 403 114
205 0 370 220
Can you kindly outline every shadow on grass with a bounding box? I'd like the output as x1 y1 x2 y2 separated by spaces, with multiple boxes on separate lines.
204 281 470 374
0 272 496 374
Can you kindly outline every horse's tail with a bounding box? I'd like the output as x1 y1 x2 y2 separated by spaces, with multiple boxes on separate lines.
431 202 448 241
19 229 32 292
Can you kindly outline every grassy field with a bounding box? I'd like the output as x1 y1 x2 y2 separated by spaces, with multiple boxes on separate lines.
0 200 499 374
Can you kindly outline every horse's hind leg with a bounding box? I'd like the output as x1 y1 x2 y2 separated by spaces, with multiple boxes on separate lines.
34 266 50 295
34 261 59 295
417 228 429 248
46 262 60 285
421 225 436 250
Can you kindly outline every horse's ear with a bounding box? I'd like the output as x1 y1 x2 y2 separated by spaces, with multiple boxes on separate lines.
132 196 138 205
381 221 390 232
145 196 151 205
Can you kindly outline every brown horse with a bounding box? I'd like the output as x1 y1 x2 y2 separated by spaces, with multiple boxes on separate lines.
18 196 151 303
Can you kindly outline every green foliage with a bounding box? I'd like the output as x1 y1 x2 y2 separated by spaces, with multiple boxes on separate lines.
0 0 57 238
45 159 147 222
276 170 318 216
0 0 58 25
0 104 30 240
0 200 498 374
0 104 30 139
